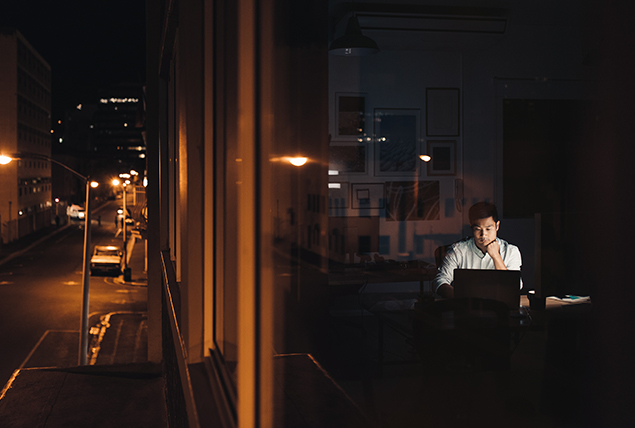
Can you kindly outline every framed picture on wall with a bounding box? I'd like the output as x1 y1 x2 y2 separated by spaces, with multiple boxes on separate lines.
426 88 460 136
374 108 421 176
335 93 366 141
329 145 367 174
427 140 457 176
351 183 385 209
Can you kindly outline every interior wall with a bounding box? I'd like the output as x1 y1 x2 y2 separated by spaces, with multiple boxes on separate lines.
328 0 597 268
329 51 464 262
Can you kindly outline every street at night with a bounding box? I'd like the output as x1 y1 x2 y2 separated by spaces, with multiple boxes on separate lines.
0 199 147 387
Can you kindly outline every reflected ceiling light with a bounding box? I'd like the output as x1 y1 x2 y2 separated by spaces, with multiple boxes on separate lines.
288 157 308 167
419 155 431 162
329 14 379 56
328 183 341 189
328 170 339 175
269 156 309 166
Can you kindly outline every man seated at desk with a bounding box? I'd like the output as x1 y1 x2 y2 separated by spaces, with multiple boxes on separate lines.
434 202 522 299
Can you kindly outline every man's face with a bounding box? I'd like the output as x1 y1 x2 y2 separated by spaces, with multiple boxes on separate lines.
471 216 500 252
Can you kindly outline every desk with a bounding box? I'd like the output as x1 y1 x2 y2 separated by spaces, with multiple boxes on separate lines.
328 261 437 294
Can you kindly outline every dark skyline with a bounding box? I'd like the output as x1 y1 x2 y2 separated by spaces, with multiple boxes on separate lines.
1 0 146 120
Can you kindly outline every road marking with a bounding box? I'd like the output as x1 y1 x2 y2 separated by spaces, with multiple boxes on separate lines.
19 331 50 369
0 370 20 400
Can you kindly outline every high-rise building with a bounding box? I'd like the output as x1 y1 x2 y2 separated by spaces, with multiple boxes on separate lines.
0 28 52 243
91 82 146 177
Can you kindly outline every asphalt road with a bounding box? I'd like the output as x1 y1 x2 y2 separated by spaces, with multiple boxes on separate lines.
0 199 147 387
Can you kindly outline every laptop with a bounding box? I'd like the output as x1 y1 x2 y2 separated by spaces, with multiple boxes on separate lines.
453 269 522 311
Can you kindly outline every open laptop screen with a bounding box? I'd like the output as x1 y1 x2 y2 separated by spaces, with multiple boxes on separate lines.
453 269 522 310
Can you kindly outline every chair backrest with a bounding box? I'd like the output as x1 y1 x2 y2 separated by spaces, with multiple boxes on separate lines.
434 244 452 269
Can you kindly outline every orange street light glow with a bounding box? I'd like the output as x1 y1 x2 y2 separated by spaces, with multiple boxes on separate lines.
90 181 99 188
419 155 431 162
0 155 12 165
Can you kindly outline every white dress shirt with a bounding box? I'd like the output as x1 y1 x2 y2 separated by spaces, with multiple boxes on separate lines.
432 237 522 293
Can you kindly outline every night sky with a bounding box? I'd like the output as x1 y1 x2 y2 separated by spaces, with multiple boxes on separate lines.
1 0 146 121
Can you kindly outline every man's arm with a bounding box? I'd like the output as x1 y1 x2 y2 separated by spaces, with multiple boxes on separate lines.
436 283 454 299
433 247 459 298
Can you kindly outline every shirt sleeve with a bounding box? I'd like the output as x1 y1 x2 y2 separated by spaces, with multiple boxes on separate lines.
432 246 460 293
504 244 523 288
504 244 522 271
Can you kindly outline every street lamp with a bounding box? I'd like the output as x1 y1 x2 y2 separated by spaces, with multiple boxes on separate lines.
0 152 97 365
112 177 131 281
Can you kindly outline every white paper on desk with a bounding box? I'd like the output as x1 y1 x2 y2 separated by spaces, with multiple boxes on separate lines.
546 295 591 304
369 299 417 312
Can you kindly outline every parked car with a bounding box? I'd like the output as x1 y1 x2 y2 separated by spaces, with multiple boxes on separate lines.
90 245 123 276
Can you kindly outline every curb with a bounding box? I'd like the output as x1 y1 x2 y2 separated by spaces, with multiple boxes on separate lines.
113 237 147 287
113 276 147 287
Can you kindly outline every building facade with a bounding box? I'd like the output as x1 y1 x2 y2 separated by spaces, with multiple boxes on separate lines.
146 1 634 427
0 28 52 243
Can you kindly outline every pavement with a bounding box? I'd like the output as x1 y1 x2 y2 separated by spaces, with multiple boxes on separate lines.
0 221 168 427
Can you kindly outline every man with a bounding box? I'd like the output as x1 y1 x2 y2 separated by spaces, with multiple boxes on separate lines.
433 202 522 298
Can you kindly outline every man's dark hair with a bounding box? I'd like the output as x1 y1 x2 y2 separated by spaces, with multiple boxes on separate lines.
469 202 499 225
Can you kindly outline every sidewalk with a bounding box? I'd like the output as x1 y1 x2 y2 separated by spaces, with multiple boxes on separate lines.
0 223 72 267
0 228 167 427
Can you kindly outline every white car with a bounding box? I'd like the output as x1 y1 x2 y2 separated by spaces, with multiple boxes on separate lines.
90 245 123 275
68 204 85 220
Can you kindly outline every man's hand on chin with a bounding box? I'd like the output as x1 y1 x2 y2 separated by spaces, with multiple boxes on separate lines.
485 239 507 270
484 239 500 258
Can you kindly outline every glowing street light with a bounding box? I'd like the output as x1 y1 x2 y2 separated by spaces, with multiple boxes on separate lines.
0 152 97 365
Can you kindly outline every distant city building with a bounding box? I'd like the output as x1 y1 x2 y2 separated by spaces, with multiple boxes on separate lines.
52 103 98 204
0 28 52 243
53 82 146 203
92 83 146 176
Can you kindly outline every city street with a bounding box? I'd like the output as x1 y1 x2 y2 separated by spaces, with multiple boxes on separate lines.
0 200 147 387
